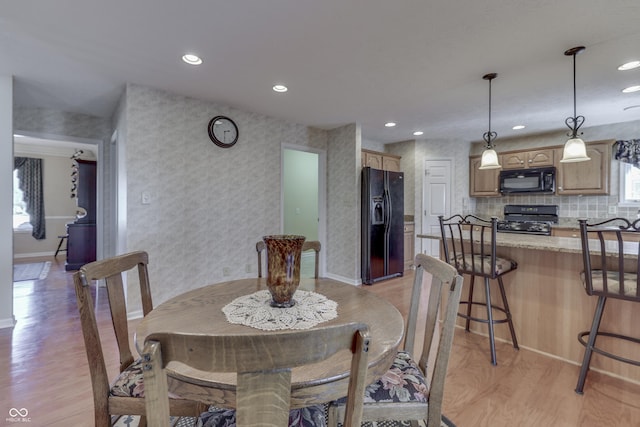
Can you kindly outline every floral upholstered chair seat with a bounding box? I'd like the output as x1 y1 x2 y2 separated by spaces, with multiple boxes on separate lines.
361 351 427 404
110 358 146 398
197 405 326 427
581 270 639 297
331 351 455 426
452 253 516 276
110 359 326 426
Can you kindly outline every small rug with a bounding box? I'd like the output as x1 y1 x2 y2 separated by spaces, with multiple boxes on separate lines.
13 262 51 282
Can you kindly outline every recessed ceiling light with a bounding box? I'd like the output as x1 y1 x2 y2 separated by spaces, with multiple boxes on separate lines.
182 54 202 65
618 61 640 71
13 134 24 138
623 105 640 111
272 84 288 93
385 122 396 127
622 85 640 93
512 125 526 130
413 131 424 136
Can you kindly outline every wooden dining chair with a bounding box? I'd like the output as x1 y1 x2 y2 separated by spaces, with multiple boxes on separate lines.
327 253 463 427
302 240 321 278
256 240 266 277
73 251 204 427
575 218 640 394
142 323 371 427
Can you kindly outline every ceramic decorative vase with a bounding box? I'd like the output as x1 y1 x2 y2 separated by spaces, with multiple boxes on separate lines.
263 235 306 308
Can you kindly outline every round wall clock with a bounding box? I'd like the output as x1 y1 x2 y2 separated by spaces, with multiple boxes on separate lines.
208 116 238 148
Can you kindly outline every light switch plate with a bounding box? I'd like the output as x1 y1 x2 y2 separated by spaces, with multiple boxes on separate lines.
141 191 151 205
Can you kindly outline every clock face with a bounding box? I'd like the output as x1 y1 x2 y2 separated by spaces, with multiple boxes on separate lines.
208 116 238 148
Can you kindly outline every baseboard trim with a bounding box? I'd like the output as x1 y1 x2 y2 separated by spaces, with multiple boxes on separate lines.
14 251 54 259
324 272 359 286
0 316 17 329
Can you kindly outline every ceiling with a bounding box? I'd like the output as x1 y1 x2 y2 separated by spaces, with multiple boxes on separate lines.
2 0 640 145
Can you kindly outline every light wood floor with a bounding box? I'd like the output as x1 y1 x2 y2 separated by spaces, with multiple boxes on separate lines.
2 256 640 427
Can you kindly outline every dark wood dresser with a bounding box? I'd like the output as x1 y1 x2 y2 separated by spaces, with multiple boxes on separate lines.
65 159 97 271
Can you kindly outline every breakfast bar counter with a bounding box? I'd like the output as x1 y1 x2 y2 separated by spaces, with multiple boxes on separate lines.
418 231 640 384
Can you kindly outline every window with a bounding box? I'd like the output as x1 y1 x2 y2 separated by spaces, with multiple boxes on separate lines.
13 169 32 230
619 162 640 205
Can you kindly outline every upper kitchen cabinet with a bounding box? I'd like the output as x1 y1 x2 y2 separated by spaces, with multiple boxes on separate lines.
469 156 500 197
555 140 612 195
362 149 401 172
501 149 555 170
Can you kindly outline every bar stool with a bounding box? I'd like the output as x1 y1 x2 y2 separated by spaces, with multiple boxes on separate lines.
439 214 519 365
55 234 68 257
575 218 640 394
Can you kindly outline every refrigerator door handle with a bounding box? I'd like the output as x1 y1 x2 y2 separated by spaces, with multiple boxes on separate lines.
383 188 391 234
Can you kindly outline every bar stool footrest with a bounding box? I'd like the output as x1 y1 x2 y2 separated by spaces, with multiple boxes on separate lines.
577 330 640 367
457 301 510 325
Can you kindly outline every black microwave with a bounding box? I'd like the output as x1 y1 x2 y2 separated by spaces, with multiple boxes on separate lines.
499 166 556 194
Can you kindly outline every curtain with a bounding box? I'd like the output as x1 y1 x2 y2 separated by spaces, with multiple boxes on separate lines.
14 157 46 240
613 139 640 168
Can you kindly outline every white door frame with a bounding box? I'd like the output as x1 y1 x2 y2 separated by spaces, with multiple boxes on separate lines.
281 143 327 276
421 158 453 256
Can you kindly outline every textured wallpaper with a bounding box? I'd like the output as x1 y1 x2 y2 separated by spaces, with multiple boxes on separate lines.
326 124 360 282
120 84 363 307
14 107 112 141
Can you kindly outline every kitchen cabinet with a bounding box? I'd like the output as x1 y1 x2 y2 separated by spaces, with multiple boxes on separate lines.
469 156 500 197
555 140 612 195
403 223 414 270
362 149 401 172
501 149 555 170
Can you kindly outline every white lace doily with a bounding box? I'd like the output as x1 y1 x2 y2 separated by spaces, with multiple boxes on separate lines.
222 290 338 331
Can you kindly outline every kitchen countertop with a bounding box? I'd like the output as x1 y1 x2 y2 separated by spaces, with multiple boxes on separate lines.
416 231 639 257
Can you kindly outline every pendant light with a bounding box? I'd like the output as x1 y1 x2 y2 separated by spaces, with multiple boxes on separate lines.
560 46 591 163
479 73 501 170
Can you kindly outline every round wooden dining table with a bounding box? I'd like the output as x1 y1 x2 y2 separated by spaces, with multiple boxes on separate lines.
135 277 404 409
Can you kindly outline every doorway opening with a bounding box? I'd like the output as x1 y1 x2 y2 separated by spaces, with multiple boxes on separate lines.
282 145 326 278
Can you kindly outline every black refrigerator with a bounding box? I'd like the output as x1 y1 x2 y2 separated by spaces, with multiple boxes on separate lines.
361 167 404 285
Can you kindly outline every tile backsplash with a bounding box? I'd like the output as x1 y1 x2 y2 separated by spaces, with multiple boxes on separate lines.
475 194 639 227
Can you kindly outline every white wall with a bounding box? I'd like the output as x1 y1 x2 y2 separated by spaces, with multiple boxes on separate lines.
0 76 14 328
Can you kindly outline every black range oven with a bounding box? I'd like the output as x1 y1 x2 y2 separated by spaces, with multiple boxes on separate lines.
497 204 559 236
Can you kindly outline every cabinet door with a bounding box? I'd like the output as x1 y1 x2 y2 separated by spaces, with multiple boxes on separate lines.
556 142 611 195
469 157 500 196
382 155 401 172
403 223 414 270
501 149 554 169
501 152 527 169
363 152 383 169
527 149 555 168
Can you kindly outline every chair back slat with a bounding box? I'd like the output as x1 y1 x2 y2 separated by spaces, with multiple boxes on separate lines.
579 218 640 302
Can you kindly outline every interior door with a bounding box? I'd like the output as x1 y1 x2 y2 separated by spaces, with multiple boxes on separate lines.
422 159 452 257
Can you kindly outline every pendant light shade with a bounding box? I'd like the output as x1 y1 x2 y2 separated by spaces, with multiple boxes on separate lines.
479 73 502 170
479 148 501 169
560 46 590 163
